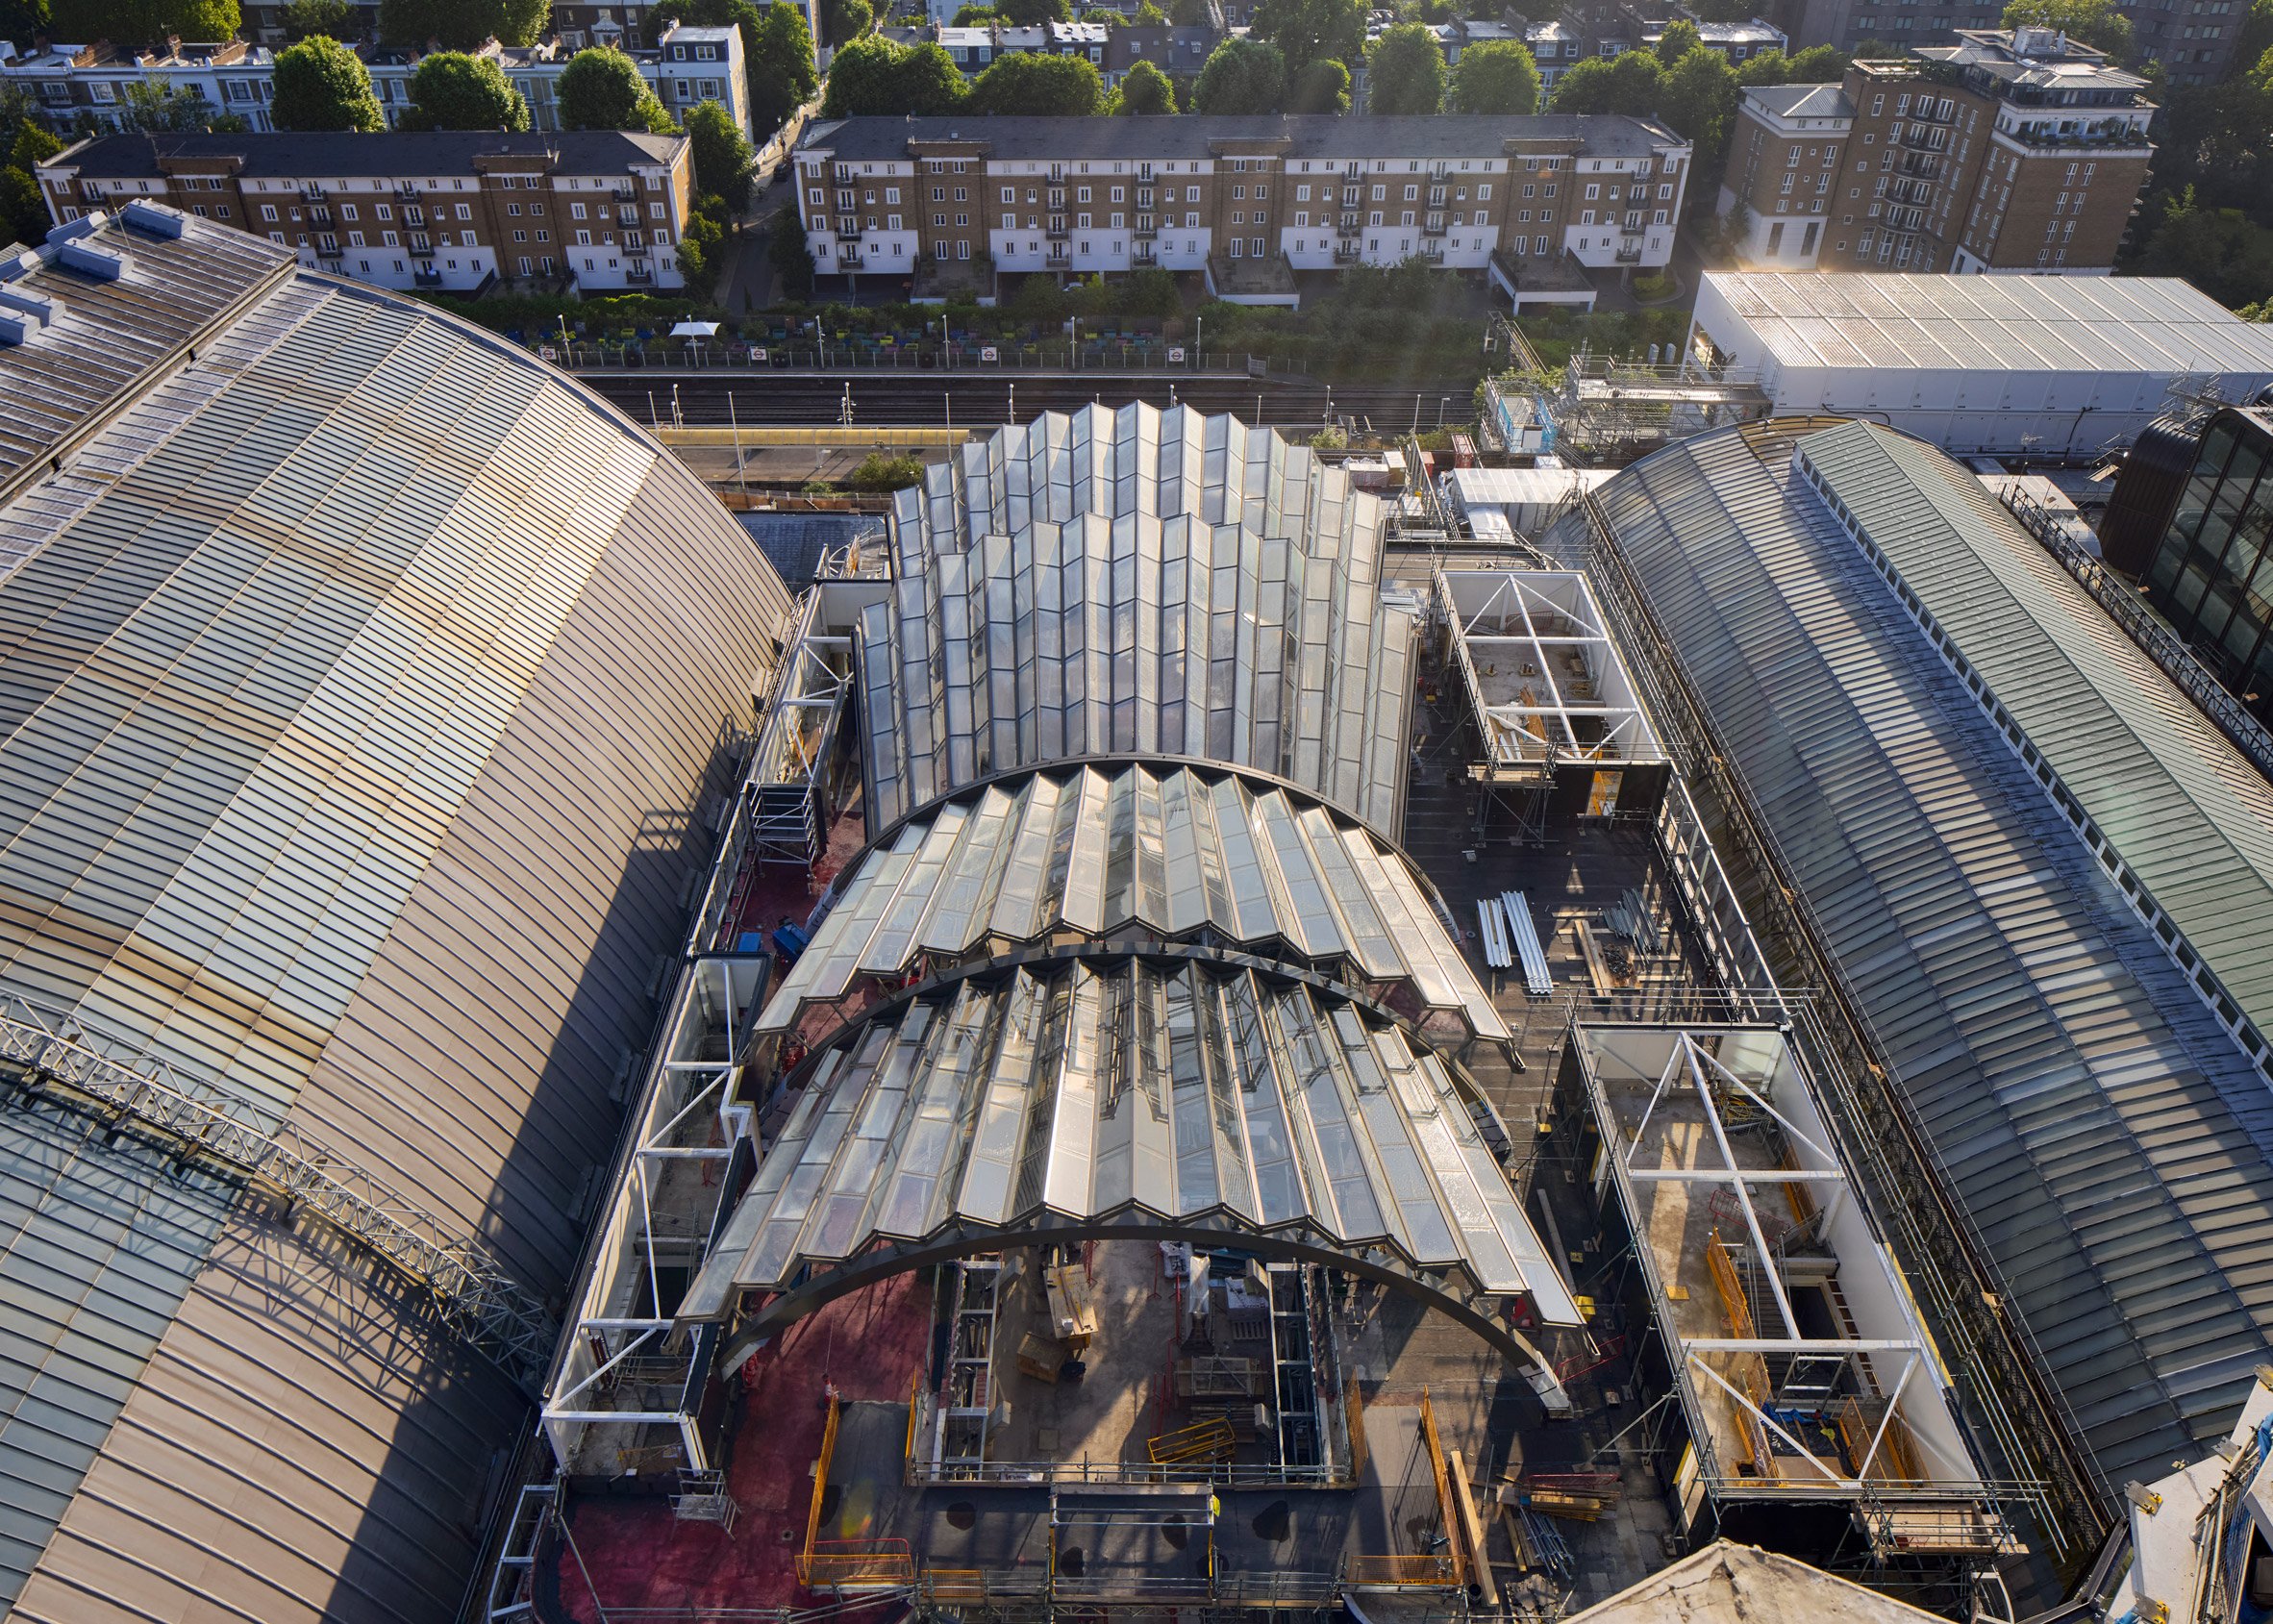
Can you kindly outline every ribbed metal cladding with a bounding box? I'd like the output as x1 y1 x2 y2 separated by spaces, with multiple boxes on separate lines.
0 248 792 1620
1553 424 2273 1494
861 403 1415 843
689 959 1574 1323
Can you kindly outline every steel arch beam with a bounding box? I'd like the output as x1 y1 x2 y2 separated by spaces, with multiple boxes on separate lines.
711 1215 1574 1415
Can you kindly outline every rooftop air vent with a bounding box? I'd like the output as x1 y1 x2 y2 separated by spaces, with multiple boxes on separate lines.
121 198 185 238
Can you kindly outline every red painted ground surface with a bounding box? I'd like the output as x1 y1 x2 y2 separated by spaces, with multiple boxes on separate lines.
554 1270 935 1621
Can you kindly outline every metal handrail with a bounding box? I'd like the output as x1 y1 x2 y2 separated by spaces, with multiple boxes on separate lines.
0 990 557 1390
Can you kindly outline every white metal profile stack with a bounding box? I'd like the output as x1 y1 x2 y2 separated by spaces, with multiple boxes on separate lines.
1475 892 1554 997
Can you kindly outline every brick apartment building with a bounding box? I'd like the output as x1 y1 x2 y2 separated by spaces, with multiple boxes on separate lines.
33 130 696 293
1716 27 2153 274
0 21 754 142
794 114 1690 306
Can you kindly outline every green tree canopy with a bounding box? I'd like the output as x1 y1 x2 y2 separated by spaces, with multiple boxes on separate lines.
655 0 817 138
0 165 46 254
2137 187 2273 308
998 0 1071 21
377 0 546 47
769 212 815 300
1134 1 1165 19
1081 8 1120 20
950 3 999 17
12 121 61 167
558 45 677 131
1285 54 1349 110
1191 36 1285 111
1735 43 1848 83
2001 0 2135 58
1653 17 1699 62
1547 48 1661 114
1168 0 1206 20
1656 45 1738 184
398 51 530 129
967 48 1106 112
1448 37 1538 112
819 35 967 114
1115 56 1179 111
116 77 238 129
1363 20 1443 112
1249 0 1363 67
822 0 872 43
278 0 351 38
49 0 238 42
685 97 755 204
269 35 384 130
1686 0 1750 19
679 205 725 298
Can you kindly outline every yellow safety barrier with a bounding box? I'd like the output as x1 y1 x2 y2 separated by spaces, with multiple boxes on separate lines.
1345 1554 1459 1587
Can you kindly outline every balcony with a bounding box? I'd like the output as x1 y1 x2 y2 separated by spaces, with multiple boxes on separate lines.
1887 178 1932 206
1046 219 1069 240
1136 163 1154 182
613 185 637 201
1136 188 1154 210
1885 203 1927 231
1997 117 2151 152
1339 212 1360 233
1895 125 1950 154
1899 152 1942 179
394 184 419 202
307 206 334 227
299 185 326 203
838 249 864 269
1133 217 1157 238
1421 214 1449 237
1614 235 1645 263
1134 244 1157 265
1427 187 1447 208
627 263 655 283
1334 241 1362 262
412 266 442 287
616 207 638 225
1045 245 1071 266
403 207 426 228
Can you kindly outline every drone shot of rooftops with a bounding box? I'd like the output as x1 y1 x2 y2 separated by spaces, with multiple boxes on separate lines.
12 62 2273 1624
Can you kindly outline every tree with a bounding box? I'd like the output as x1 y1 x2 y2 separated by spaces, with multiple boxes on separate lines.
49 0 238 41
1116 57 1179 111
681 99 755 209
1249 0 1363 68
847 452 927 491
997 0 1069 21
1191 37 1285 112
398 51 530 129
1448 37 1538 112
1656 45 1739 187
1167 0 1206 20
1736 43 1848 83
1363 21 1443 112
377 0 547 47
279 0 352 38
1285 55 1349 110
950 3 999 15
558 46 676 132
269 36 384 131
1548 48 1661 114
116 78 240 129
2001 0 2135 58
748 0 819 129
679 205 725 298
2136 187 2273 308
769 213 815 301
967 49 1106 112
1687 0 1749 20
822 0 872 42
1134 1 1165 19
1082 7 1121 20
0 165 45 251
1653 18 1699 63
820 35 966 114
1122 265 1180 313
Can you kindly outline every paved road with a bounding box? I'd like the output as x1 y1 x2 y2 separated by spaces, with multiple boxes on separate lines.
585 371 1476 432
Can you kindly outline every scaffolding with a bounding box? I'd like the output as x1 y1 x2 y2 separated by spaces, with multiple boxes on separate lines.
0 989 558 1389
745 587 856 872
539 954 769 1479
1567 1024 2027 1582
1548 354 1769 463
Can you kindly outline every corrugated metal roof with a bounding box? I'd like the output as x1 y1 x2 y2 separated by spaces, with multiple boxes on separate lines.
1559 422 2273 1492
1702 272 2273 378
0 215 793 1619
1798 421 2273 1049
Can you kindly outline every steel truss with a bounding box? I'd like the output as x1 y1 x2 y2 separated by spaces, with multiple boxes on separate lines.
0 988 557 1390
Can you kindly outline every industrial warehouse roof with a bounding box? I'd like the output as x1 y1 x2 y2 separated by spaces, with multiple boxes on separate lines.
689 958 1576 1322
1553 419 2273 1494
1795 420 2273 1049
764 762 1506 1042
862 403 1416 842
0 206 792 1619
1699 272 2273 379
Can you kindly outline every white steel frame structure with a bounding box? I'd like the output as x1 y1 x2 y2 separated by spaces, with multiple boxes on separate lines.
539 953 768 1479
745 588 855 872
1438 567 1666 783
1569 1024 2010 1546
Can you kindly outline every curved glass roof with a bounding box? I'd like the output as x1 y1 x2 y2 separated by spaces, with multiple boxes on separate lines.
862 403 1415 841
762 762 1507 1042
688 958 1574 1322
